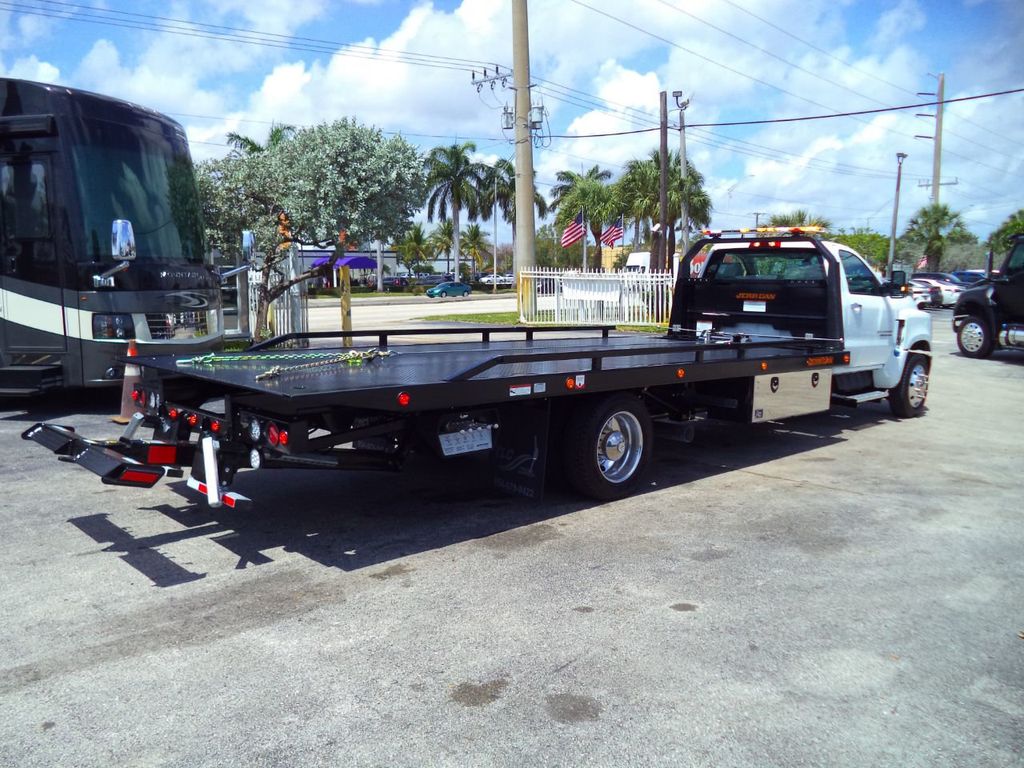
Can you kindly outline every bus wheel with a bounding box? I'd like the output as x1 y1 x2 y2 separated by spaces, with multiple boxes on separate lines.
564 394 652 500
889 353 930 418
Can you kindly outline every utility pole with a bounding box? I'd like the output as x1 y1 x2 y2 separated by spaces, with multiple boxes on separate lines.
915 73 956 204
887 152 908 280
658 91 669 271
673 91 690 278
511 0 537 278
751 211 767 228
492 168 498 293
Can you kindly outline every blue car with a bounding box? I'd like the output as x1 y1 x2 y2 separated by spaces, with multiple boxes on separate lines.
426 281 472 298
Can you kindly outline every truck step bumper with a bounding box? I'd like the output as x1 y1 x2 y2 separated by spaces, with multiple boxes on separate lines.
22 422 166 488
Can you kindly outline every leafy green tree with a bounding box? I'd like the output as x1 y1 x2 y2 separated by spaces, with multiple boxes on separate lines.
768 209 833 229
832 229 890 270
197 119 425 336
397 223 434 274
424 142 486 283
900 203 975 270
986 209 1024 255
461 223 491 274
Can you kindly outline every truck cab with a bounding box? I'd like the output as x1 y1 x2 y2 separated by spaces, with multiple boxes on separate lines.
953 234 1024 357
674 230 932 416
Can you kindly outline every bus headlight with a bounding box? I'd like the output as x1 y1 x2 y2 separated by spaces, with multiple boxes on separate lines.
92 314 136 340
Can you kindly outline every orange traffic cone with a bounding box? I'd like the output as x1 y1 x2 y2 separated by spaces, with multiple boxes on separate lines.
112 339 141 424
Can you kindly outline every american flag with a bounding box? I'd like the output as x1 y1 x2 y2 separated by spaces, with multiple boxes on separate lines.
600 215 624 246
560 211 585 248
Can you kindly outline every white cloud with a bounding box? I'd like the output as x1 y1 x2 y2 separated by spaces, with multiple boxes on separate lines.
0 54 60 83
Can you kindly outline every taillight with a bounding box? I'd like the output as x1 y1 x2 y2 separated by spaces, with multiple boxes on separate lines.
397 392 411 407
168 407 179 420
146 445 177 465
131 388 143 402
186 413 199 427
278 429 289 447
210 420 222 434
267 423 280 446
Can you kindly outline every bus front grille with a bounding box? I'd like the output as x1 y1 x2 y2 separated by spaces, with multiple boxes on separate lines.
145 311 210 340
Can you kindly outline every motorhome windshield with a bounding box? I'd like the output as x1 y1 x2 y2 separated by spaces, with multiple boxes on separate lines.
70 118 204 265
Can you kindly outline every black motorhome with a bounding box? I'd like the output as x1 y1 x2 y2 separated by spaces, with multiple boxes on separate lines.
0 78 221 395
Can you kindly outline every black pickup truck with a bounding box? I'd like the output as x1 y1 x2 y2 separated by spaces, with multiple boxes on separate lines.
953 233 1024 357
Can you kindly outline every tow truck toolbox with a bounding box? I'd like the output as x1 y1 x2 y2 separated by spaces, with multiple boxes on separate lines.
24 228 932 505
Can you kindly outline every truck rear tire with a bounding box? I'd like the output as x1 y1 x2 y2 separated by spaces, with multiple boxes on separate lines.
956 315 993 358
888 353 930 418
564 394 652 500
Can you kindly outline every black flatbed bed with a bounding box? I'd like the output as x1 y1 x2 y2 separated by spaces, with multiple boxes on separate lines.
141 326 844 413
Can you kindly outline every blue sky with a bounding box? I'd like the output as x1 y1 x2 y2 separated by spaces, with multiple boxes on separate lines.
1 0 1020 243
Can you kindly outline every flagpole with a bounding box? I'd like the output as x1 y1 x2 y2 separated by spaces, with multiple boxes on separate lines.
582 209 587 273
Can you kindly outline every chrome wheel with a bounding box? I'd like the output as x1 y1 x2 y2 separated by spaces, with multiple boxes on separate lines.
596 411 644 484
959 321 985 354
906 361 929 409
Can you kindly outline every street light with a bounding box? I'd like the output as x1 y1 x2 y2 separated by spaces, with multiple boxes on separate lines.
886 152 908 280
673 90 690 281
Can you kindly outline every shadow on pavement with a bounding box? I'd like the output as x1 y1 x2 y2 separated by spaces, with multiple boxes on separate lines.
66 404 895 587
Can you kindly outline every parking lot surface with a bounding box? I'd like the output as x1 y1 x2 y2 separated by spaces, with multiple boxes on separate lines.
1 311 1021 767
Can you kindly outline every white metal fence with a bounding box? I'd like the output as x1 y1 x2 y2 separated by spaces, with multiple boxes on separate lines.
519 269 676 326
247 248 309 343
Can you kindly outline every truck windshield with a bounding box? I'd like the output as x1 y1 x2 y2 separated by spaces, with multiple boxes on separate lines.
70 118 204 265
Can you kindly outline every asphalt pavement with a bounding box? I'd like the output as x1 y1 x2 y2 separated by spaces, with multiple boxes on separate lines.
0 309 1021 767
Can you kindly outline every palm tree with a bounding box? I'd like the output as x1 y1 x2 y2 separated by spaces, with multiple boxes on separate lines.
768 209 833 229
424 142 486 282
902 203 974 270
613 151 712 267
479 158 550 229
226 123 297 156
986 208 1024 254
461 223 491 276
551 165 614 269
429 221 454 275
397 223 434 275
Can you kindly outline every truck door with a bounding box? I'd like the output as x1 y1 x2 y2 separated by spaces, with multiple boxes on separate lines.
837 249 893 370
993 241 1024 319
0 155 66 354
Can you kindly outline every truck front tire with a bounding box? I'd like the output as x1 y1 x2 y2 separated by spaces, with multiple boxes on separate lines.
888 353 930 418
564 394 653 500
956 315 994 358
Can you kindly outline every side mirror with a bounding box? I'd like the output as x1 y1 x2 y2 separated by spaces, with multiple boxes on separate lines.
241 230 255 263
890 269 907 287
111 220 136 261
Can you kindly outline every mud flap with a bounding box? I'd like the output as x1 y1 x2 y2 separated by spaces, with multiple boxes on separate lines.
492 400 550 499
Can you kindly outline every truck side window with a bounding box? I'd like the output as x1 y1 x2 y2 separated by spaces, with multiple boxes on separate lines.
1005 244 1024 276
839 250 881 296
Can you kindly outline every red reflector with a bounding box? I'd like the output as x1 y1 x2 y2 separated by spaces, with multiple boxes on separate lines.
187 413 199 427
267 422 280 446
131 389 142 402
210 420 221 433
146 445 177 464
168 407 179 420
397 392 411 407
119 468 161 486
279 430 289 447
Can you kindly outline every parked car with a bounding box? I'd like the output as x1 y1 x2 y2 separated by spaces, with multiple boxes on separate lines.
951 270 986 284
416 274 446 286
912 271 968 285
911 276 963 306
385 276 412 289
908 279 942 309
426 281 472 298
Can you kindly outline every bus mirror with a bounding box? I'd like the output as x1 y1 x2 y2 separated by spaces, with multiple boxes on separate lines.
241 230 255 263
112 220 137 261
